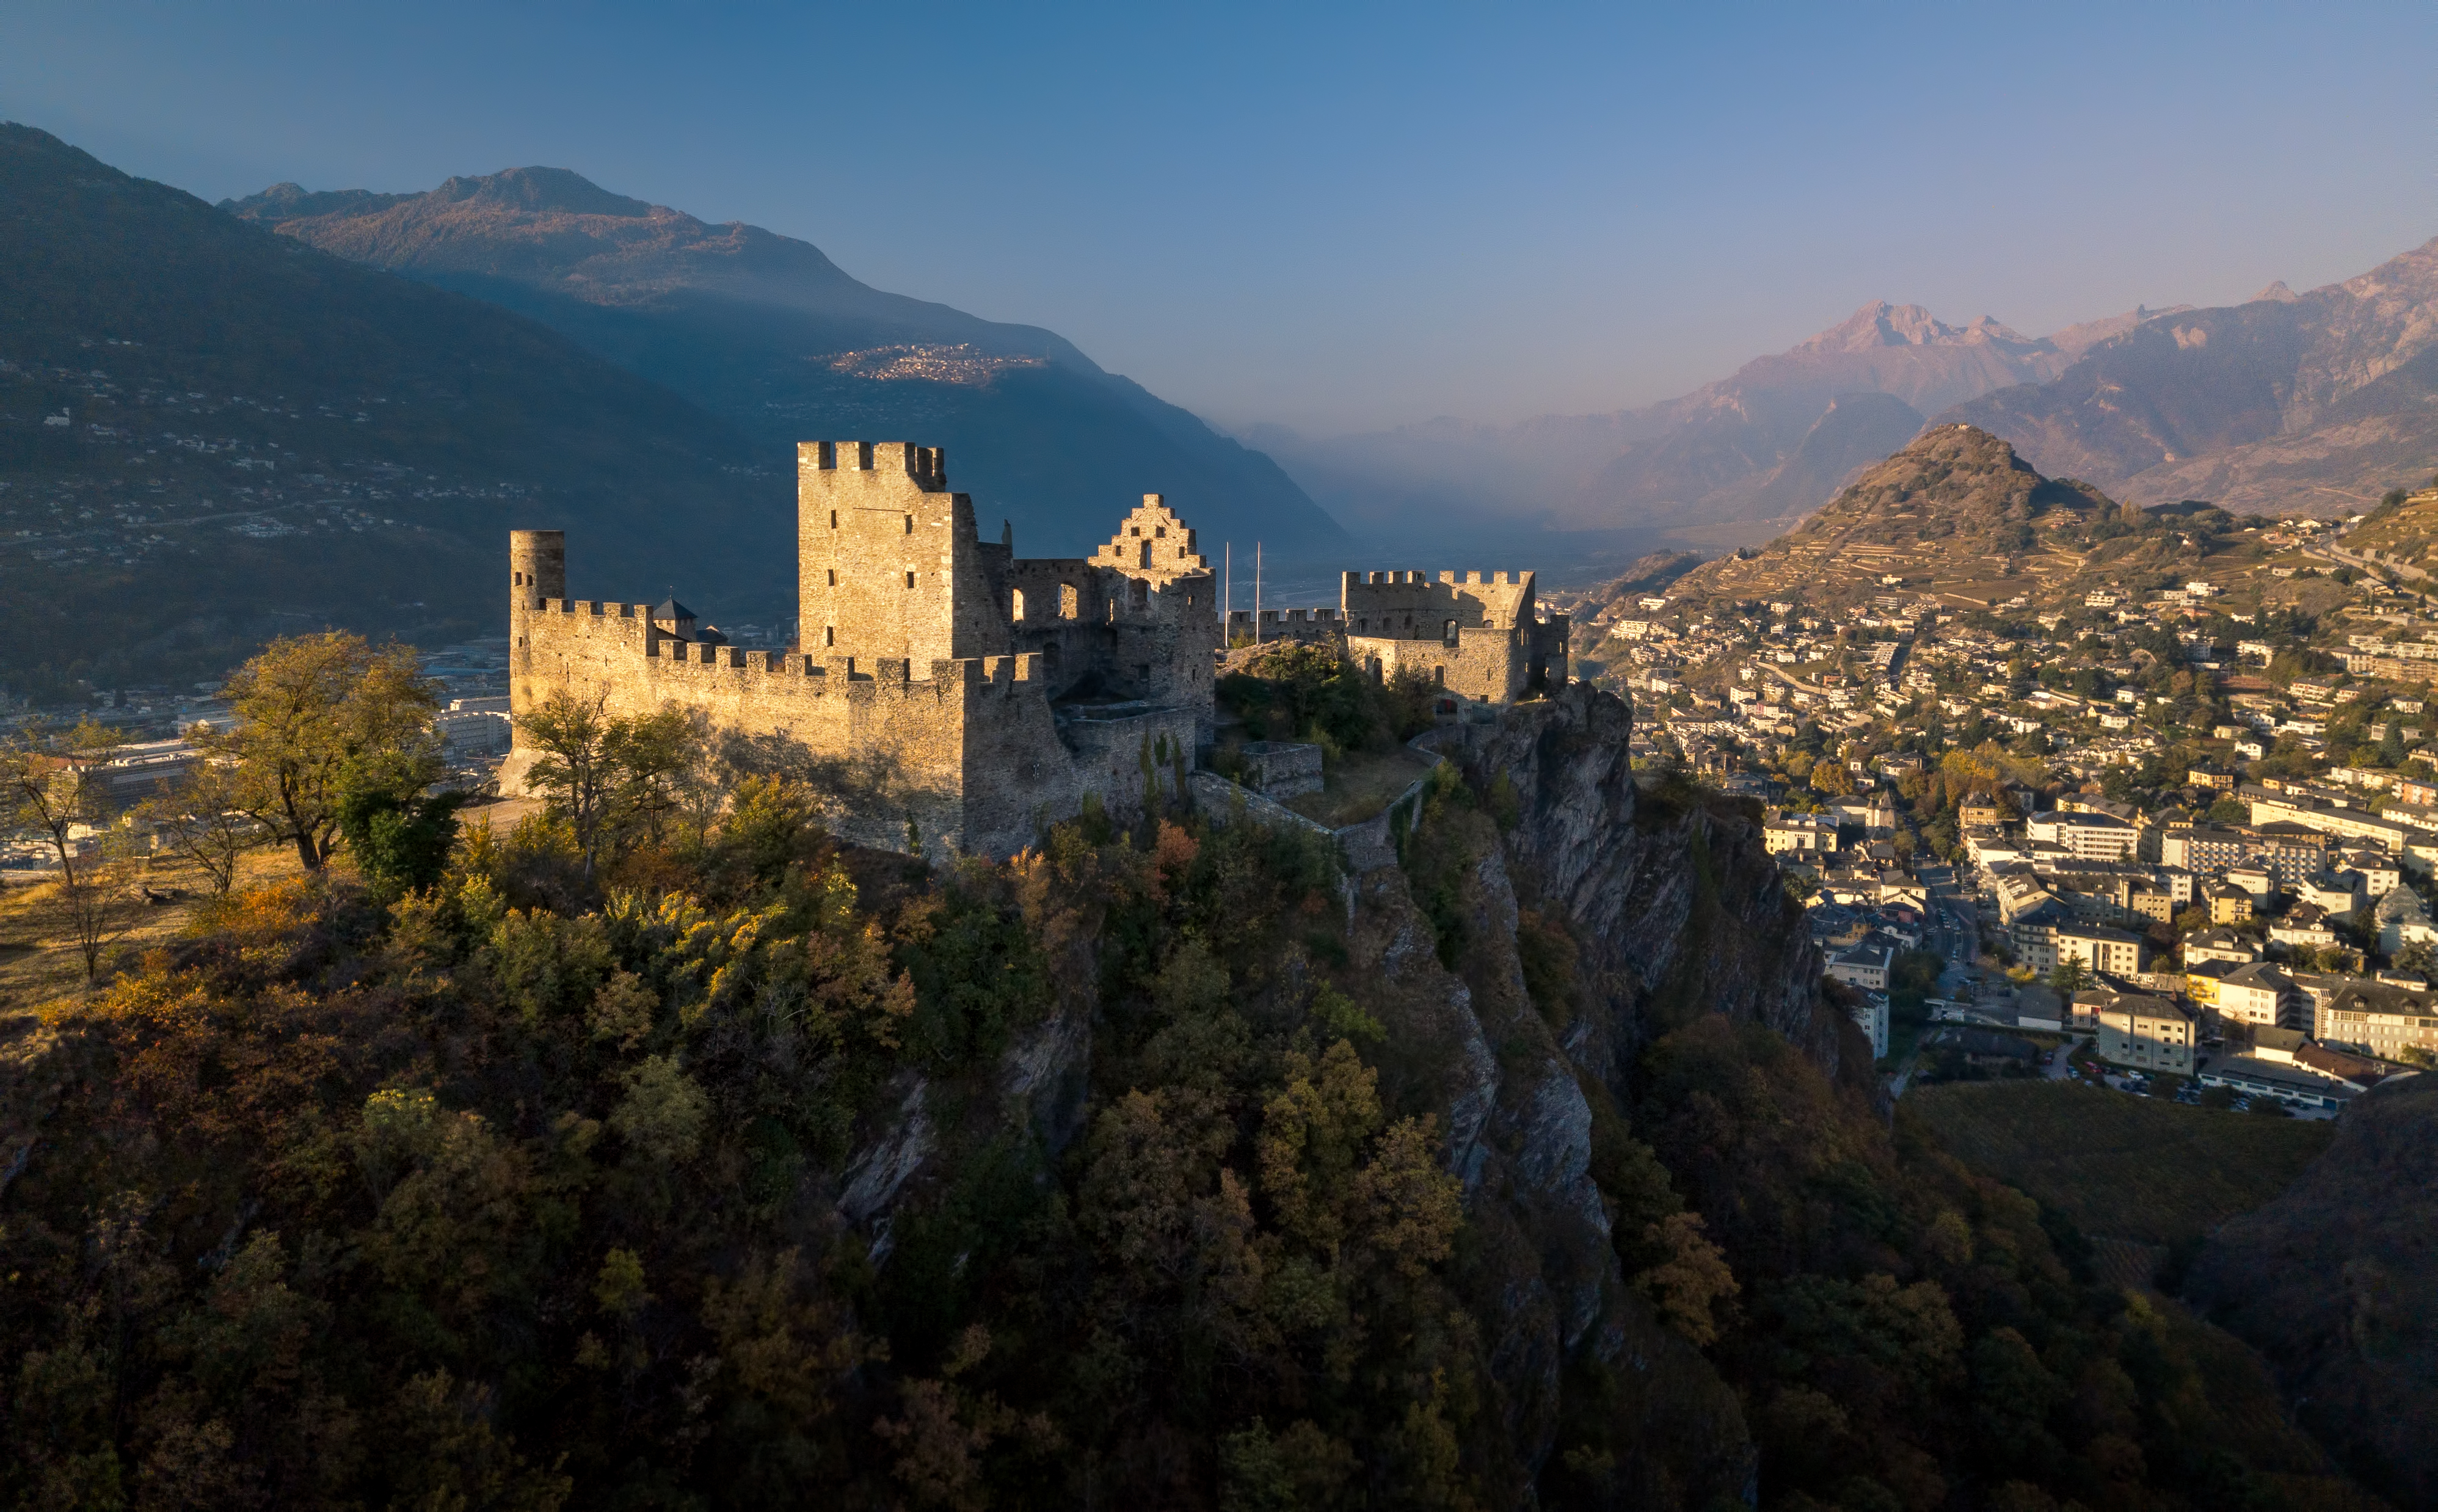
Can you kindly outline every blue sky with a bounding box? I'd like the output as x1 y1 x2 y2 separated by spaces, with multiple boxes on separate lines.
9 1 2435 433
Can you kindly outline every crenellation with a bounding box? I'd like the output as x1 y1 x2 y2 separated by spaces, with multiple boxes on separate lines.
509 438 1560 859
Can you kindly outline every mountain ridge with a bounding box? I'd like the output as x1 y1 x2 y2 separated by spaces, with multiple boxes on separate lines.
1255 296 2112 547
225 167 1352 562
1939 235 2438 514
0 122 788 695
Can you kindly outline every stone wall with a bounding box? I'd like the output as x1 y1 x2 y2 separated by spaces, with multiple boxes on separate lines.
1341 569 1538 634
507 440 1221 858
1347 623 1531 705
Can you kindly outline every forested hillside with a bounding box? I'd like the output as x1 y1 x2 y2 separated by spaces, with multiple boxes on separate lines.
0 124 778 699
0 650 2383 1508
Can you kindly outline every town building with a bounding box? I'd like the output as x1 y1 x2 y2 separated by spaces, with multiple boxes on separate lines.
2092 994 2195 1075
2313 982 2438 1060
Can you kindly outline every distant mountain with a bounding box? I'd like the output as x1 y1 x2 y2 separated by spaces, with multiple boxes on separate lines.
1741 391 1927 519
1257 300 2125 547
225 168 1349 563
0 123 778 697
1943 237 2438 514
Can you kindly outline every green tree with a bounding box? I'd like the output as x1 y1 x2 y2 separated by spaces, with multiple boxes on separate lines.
2048 958 2091 995
200 631 440 871
334 749 467 897
513 692 699 876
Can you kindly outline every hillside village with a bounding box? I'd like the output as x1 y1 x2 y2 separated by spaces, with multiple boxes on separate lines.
1550 424 2438 1113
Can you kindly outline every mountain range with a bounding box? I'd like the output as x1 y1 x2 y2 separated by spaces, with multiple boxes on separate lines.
1248 300 2144 546
1267 234 2438 547
1948 240 2438 514
222 167 1348 564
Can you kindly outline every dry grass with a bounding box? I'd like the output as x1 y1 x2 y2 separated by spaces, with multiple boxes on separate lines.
0 845 312 1042
1286 747 1438 828
1906 1079 2335 1246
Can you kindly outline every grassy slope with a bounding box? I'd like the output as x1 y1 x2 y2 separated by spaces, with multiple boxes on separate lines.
1905 1079 2335 1246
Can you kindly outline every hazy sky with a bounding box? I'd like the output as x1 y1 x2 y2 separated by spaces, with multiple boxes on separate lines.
9 1 2435 435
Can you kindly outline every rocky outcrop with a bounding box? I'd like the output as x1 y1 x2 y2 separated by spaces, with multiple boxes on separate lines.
1320 680 1821 1495
1466 681 1845 1089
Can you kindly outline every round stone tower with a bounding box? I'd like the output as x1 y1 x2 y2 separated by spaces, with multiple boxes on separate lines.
509 529 566 620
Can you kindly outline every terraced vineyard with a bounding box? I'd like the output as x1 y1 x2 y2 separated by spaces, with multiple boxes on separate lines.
1905 1079 2335 1246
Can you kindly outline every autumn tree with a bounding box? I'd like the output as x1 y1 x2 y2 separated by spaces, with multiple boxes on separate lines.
1 716 141 978
200 631 441 871
136 757 261 894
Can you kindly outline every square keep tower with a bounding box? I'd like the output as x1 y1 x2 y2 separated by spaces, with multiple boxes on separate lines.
796 441 1010 666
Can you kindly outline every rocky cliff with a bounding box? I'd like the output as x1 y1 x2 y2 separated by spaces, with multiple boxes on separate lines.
839 680 1843 1497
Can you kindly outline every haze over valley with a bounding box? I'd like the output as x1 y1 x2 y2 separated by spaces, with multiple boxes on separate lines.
9 7 2438 1507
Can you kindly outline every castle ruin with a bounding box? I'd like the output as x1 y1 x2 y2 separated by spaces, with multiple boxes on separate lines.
505 440 1568 859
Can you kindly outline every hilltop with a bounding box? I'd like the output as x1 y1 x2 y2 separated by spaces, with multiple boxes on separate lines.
1946 236 2438 515
224 167 1351 562
1655 424 2329 617
0 124 779 698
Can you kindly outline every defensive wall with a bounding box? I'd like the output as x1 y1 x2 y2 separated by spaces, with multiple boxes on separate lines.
1226 606 1342 644
1336 569 1570 706
506 443 1219 861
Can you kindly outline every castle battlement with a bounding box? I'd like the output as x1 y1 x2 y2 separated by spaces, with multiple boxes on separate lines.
507 443 1218 860
797 440 947 490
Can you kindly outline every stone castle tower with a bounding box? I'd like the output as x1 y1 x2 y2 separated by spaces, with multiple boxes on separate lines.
504 442 1219 860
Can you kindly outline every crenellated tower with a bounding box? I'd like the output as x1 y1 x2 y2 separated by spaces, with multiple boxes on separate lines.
796 441 1010 667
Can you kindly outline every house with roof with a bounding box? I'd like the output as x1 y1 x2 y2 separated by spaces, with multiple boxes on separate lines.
2375 885 2437 956
2181 927 2260 969
2313 981 2438 1060
2214 961 2301 1032
1825 939 1894 992
2092 994 2194 1075
2208 883 2255 925
2054 920 2147 977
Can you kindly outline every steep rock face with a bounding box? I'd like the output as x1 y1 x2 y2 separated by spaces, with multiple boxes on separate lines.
1469 681 1844 1080
1342 831 1749 1502
1356 680 1827 1493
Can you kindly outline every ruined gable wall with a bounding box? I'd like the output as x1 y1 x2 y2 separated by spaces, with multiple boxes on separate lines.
1088 494 1209 586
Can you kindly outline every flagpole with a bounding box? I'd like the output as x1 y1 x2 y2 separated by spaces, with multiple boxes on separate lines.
1254 542 1262 645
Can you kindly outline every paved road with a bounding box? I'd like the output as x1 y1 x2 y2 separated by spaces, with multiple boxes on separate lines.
1913 861 1982 993
2305 539 2430 585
